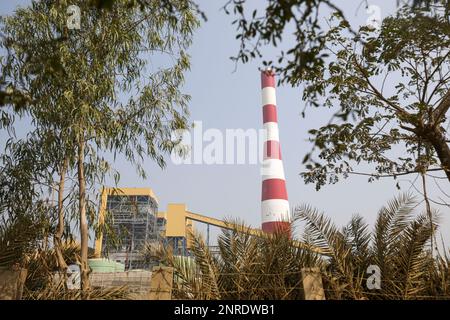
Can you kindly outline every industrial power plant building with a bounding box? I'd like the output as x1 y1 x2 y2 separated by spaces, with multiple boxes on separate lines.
94 188 162 270
94 187 197 270
94 187 265 271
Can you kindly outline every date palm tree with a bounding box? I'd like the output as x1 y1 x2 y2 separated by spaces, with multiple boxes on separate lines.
150 194 449 300
292 193 448 299
148 221 322 300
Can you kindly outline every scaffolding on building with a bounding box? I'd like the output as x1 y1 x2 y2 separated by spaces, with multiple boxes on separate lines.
101 193 159 270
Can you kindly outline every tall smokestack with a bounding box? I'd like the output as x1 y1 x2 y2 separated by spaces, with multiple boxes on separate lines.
260 69 291 235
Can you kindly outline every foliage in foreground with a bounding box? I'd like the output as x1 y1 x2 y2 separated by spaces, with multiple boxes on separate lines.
23 281 129 300
150 194 449 300
226 1 450 187
0 213 131 299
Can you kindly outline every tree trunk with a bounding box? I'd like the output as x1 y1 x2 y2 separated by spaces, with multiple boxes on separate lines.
426 126 450 182
54 156 68 271
77 137 90 292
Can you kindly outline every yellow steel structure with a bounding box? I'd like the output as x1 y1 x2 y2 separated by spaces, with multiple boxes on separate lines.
158 204 325 255
94 187 158 258
160 204 195 248
164 204 189 237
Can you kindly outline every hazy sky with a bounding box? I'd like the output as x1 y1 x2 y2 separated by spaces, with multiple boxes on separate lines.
1 1 449 246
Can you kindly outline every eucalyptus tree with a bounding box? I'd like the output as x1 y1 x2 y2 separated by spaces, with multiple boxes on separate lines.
1 0 199 291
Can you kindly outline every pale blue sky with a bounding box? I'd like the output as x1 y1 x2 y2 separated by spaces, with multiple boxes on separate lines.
1 1 449 246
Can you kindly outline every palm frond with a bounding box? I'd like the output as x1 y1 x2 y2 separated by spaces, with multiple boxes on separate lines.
217 219 261 299
294 204 365 299
142 241 201 299
394 213 437 299
342 214 371 267
294 204 337 254
373 193 417 270
188 230 221 299
0 211 48 268
23 279 130 300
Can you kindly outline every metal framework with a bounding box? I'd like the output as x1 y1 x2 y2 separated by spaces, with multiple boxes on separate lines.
101 193 159 270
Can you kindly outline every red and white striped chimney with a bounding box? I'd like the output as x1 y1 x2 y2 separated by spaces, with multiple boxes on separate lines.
260 69 291 235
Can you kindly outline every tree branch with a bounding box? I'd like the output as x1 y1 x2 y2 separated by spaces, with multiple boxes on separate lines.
300 168 445 179
432 88 450 125
352 55 412 120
